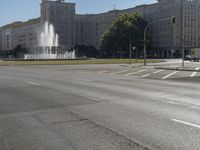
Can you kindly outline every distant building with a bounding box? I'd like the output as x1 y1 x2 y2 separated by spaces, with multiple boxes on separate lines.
0 0 200 58
41 0 76 50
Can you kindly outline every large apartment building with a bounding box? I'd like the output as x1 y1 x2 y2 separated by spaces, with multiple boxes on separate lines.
0 0 200 58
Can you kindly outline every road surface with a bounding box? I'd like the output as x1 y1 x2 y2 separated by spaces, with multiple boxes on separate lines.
0 63 200 150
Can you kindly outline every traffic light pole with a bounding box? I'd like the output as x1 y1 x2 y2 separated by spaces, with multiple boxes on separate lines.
143 16 175 66
181 0 185 68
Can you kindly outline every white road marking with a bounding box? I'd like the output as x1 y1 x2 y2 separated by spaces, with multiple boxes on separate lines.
26 81 40 86
190 106 200 110
171 119 200 129
190 72 197 77
167 101 180 105
142 74 151 78
97 70 108 74
190 68 199 77
153 69 164 74
73 78 91 82
195 67 200 71
110 70 129 75
162 71 179 80
0 76 12 79
124 69 147 77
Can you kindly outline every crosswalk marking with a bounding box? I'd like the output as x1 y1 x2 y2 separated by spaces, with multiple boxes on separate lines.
96 68 199 79
195 67 200 71
110 70 129 75
190 67 200 77
142 74 151 78
153 69 164 74
162 71 179 80
124 69 147 77
190 72 197 77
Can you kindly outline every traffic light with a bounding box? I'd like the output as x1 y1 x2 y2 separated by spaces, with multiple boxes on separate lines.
172 17 176 24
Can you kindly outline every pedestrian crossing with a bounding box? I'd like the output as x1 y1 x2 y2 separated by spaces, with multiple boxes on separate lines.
96 67 200 80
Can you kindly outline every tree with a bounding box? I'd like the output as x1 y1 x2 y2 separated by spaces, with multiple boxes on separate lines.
101 13 148 58
76 45 99 58
13 45 28 58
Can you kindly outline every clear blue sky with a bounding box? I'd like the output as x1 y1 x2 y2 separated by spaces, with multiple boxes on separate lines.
0 0 156 26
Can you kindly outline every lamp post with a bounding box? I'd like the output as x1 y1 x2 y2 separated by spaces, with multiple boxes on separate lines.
144 16 175 66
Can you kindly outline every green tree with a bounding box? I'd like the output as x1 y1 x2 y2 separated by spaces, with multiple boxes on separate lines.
13 45 28 58
101 13 148 58
76 45 99 58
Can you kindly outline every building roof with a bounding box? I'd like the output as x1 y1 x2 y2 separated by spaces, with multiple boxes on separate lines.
0 18 40 30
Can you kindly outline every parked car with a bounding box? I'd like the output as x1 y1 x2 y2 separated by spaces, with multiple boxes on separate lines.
185 55 191 61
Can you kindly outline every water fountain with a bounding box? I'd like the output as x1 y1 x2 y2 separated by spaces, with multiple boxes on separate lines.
24 22 75 59
40 22 58 54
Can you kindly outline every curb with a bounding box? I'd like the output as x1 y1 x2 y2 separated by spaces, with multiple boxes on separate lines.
154 67 200 72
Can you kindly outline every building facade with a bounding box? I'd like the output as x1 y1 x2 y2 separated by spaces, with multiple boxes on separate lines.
0 0 200 58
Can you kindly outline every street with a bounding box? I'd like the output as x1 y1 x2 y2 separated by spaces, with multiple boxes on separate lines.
1 61 200 150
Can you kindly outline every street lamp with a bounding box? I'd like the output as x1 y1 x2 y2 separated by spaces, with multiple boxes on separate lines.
143 16 175 66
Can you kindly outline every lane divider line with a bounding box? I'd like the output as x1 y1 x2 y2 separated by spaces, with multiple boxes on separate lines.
162 71 179 80
110 70 129 75
171 119 200 129
26 81 40 86
124 69 147 77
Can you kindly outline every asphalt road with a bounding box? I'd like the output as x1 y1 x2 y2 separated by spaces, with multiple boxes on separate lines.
0 62 200 150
